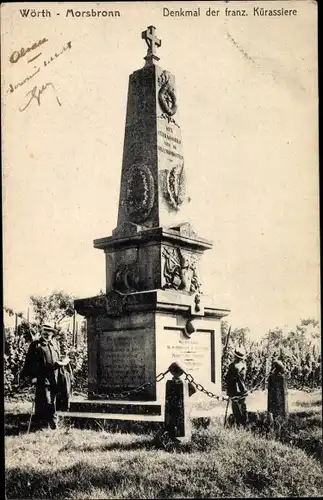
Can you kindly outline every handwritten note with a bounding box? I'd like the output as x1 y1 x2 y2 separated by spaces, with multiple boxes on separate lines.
9 38 48 64
6 39 72 112
19 83 62 112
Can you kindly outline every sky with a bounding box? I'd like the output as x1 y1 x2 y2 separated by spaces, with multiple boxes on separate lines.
1 1 320 339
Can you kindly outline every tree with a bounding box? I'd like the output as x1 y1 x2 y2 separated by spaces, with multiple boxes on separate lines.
221 320 230 348
221 322 251 351
17 320 39 342
296 318 320 342
29 291 75 326
231 326 251 348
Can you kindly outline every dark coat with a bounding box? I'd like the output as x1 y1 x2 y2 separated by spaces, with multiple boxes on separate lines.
226 360 248 426
56 364 73 411
21 338 60 381
226 360 247 398
21 339 73 415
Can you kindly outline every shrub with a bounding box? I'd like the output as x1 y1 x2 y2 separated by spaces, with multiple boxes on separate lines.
4 323 88 399
56 329 88 393
4 326 31 395
221 321 321 392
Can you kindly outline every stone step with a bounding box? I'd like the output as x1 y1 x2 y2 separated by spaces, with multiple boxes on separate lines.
69 399 162 415
57 411 164 422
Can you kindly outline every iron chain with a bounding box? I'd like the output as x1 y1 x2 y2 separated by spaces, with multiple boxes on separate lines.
87 366 270 402
88 369 169 400
182 368 270 403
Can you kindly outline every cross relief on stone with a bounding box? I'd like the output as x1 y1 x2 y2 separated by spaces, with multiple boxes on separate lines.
142 25 161 66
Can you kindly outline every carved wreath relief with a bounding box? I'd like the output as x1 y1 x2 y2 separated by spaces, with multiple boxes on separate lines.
114 262 139 293
123 164 155 223
157 71 179 127
165 164 185 210
162 246 201 293
158 71 177 116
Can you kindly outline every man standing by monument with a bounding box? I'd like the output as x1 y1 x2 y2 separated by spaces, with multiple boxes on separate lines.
21 324 70 430
226 347 248 427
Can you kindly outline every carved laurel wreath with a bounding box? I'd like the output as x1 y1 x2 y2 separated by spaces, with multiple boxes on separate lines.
158 71 177 117
124 164 155 223
165 165 185 210
114 262 139 293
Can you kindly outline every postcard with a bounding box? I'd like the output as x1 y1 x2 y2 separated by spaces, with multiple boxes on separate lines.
2 2 320 499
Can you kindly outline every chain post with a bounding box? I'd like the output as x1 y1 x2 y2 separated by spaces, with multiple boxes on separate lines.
164 367 193 442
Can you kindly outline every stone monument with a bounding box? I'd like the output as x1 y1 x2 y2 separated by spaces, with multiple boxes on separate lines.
74 26 230 419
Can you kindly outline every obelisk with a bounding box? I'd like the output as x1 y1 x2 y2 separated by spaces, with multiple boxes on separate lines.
75 27 230 413
115 25 186 234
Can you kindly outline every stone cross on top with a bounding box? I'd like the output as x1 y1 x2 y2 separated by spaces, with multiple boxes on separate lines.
142 25 161 66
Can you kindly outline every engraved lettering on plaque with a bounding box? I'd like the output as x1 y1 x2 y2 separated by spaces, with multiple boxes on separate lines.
100 332 146 387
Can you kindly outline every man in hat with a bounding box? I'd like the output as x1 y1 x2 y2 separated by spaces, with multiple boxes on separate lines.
225 346 248 427
21 323 69 430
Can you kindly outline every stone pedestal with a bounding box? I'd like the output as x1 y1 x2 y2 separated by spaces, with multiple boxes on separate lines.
75 288 229 411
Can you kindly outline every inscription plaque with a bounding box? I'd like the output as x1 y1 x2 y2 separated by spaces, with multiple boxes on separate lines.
100 330 146 387
160 328 216 390
157 122 184 162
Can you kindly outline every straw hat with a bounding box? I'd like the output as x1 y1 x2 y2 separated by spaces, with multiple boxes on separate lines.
42 323 56 333
234 347 246 360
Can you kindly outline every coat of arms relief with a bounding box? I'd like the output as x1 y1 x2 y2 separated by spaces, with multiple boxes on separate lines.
162 246 201 293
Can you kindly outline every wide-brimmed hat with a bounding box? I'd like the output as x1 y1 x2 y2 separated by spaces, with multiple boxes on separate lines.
42 324 56 333
234 347 246 360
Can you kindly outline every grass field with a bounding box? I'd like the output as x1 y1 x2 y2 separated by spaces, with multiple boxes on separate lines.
5 390 323 499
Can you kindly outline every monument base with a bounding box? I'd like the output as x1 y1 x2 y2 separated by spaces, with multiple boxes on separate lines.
74 289 229 418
